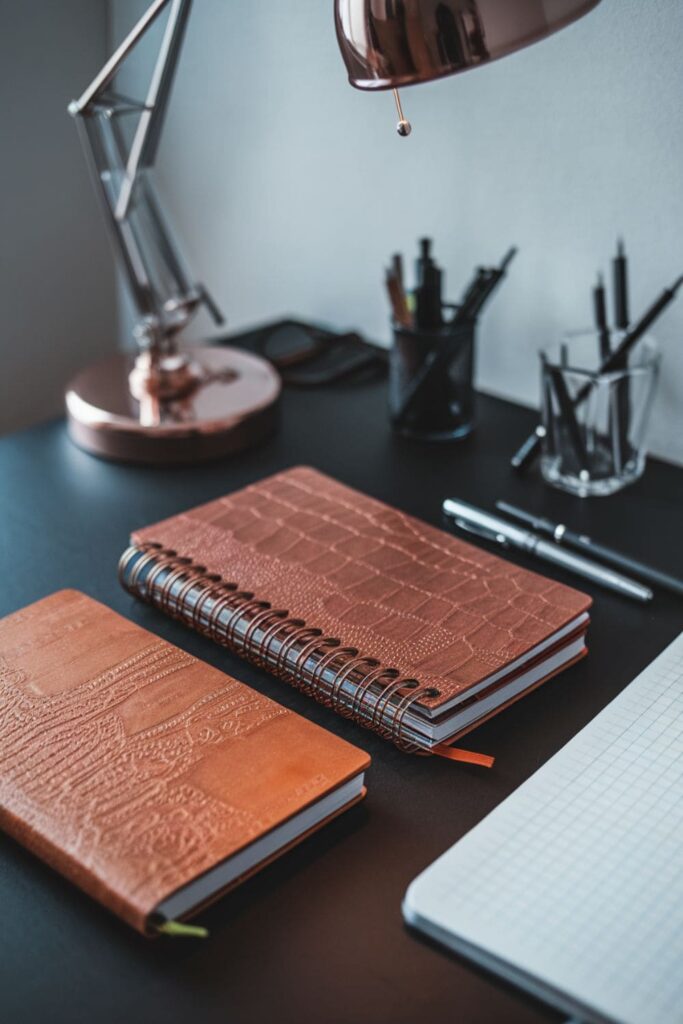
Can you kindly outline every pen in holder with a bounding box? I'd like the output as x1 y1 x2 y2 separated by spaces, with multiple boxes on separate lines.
385 239 517 442
540 331 660 497
390 320 475 440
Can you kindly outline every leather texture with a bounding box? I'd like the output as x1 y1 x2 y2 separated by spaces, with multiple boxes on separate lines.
134 466 592 709
0 590 369 935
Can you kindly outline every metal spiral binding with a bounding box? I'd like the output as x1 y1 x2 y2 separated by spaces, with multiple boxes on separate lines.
118 541 440 753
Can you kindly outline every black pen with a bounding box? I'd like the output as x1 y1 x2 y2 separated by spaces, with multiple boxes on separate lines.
444 499 652 602
454 248 518 323
415 238 443 329
511 275 683 473
496 501 683 599
611 240 630 458
584 275 683 380
593 273 611 360
613 239 629 330
461 247 517 320
547 361 587 470
457 267 488 319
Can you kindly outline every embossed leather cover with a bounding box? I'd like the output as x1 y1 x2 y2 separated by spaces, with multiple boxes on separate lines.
0 590 369 935
133 466 591 710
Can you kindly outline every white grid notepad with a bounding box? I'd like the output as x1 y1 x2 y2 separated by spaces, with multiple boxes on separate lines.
404 633 683 1024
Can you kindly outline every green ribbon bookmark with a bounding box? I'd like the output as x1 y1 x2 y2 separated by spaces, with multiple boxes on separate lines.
157 920 209 939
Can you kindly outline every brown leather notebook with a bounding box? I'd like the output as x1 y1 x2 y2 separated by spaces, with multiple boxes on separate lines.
120 467 592 764
0 590 369 936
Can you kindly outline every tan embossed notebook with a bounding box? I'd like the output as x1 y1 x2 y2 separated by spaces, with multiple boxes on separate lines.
0 590 369 936
119 467 592 764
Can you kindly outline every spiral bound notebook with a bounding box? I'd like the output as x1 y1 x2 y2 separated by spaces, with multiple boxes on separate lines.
403 632 683 1024
119 467 591 762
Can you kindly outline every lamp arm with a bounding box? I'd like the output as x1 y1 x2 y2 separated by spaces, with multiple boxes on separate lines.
69 0 222 353
69 0 174 116
114 0 193 220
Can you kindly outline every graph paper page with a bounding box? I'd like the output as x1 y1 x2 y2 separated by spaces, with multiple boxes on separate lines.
404 633 683 1024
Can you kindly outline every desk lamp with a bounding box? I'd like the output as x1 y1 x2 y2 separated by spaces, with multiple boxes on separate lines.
335 0 601 134
66 0 600 464
66 0 281 464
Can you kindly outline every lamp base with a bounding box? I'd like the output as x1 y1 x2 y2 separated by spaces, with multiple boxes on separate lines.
65 345 281 465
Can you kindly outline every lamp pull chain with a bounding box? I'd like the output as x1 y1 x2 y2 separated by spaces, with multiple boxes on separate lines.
392 88 411 137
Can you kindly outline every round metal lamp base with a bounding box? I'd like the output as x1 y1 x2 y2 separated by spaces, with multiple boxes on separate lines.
65 346 281 465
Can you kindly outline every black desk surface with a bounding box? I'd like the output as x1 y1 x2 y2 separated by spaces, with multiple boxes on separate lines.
1 356 681 1024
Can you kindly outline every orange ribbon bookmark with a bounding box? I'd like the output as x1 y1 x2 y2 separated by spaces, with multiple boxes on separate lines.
433 743 495 768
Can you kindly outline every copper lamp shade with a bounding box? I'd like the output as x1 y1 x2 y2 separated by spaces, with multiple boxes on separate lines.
335 0 601 91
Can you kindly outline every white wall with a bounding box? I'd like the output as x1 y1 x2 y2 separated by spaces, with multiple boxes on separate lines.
110 0 683 463
0 0 118 436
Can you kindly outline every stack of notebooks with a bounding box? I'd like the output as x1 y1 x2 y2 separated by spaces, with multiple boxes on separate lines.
119 466 592 763
0 467 591 936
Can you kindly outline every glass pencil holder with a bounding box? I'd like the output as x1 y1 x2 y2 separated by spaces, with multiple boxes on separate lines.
389 320 475 441
539 332 660 497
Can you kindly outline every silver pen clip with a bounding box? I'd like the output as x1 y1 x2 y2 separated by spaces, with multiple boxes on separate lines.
451 517 510 549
